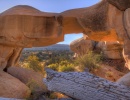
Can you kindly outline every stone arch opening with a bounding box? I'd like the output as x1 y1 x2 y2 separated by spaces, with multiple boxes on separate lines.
1 0 130 72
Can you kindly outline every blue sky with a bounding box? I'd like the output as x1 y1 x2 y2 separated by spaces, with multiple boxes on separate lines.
0 0 99 44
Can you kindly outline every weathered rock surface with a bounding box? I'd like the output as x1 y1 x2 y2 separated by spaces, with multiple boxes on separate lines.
116 72 130 86
44 69 130 100
0 1 125 45
123 8 130 69
0 0 129 70
0 5 65 48
107 0 130 11
0 1 130 99
0 45 22 70
7 67 48 94
0 70 31 99
61 0 125 42
70 37 123 59
70 37 95 56
97 41 123 59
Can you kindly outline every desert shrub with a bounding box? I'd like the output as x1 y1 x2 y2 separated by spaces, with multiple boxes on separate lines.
48 93 57 99
47 60 75 72
58 65 75 72
106 71 113 77
47 51 74 72
25 55 43 71
21 55 44 74
58 60 75 72
48 63 59 71
46 50 74 65
26 79 39 93
75 51 102 71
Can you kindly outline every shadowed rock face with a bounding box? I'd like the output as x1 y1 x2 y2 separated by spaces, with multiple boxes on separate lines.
0 70 31 99
60 0 108 33
107 0 130 11
0 0 126 47
60 0 125 42
97 41 123 59
70 37 123 60
70 37 96 56
7 67 48 94
0 5 64 47
0 0 126 48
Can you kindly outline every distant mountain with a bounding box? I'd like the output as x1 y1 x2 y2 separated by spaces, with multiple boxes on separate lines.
24 44 70 51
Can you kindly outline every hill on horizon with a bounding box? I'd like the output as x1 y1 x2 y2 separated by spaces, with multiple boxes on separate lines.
24 44 70 51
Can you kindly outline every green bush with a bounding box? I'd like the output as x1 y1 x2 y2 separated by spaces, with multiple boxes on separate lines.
75 51 102 71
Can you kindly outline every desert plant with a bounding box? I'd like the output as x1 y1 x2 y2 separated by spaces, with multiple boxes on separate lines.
46 50 73 65
58 65 75 72
47 60 75 72
59 60 75 72
26 79 39 93
26 55 42 71
26 79 43 100
75 51 102 71
22 55 44 74
106 71 113 77
48 63 59 71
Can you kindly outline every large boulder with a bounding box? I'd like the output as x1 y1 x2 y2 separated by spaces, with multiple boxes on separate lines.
0 70 31 99
70 37 123 60
0 45 22 71
116 72 130 86
70 37 95 56
0 5 64 47
7 67 48 94
97 41 123 59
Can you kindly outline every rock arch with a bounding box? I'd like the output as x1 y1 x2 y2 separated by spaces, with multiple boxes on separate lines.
0 0 130 71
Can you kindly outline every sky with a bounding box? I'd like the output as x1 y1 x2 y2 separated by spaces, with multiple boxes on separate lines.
0 0 100 44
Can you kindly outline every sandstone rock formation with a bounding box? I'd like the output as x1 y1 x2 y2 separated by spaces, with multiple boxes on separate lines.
97 41 123 59
107 0 130 11
70 37 96 56
70 37 123 60
0 70 31 99
59 0 130 68
0 0 129 70
0 5 64 47
0 0 130 99
0 45 23 70
60 0 125 42
7 67 48 94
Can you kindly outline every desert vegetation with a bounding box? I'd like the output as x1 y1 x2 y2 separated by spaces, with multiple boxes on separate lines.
19 49 103 73
18 47 128 99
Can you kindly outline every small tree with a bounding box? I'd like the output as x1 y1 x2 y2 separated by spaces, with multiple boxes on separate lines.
25 55 43 73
